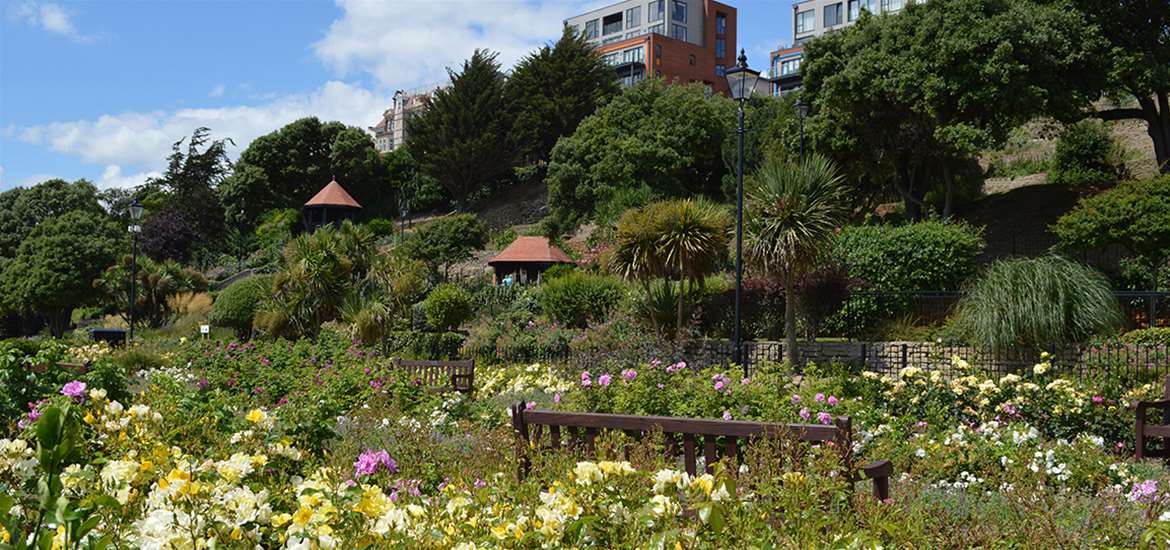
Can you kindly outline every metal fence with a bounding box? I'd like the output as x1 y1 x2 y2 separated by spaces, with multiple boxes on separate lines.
531 339 1170 382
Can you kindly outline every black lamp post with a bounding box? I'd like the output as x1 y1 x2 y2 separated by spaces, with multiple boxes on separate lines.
724 49 760 375
127 199 144 341
796 98 810 163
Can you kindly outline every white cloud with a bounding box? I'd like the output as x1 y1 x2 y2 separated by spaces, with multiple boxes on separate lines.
209 84 226 98
15 81 391 171
12 1 89 41
17 173 58 187
96 165 162 190
314 0 595 89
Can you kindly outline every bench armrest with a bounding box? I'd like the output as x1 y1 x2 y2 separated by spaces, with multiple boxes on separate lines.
1138 399 1170 408
860 459 892 479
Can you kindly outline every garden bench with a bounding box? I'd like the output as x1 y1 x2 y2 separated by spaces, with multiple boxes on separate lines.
1135 374 1170 459
391 358 475 394
510 403 893 501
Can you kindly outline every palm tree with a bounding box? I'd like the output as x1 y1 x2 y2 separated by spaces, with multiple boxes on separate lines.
651 199 731 336
744 154 849 366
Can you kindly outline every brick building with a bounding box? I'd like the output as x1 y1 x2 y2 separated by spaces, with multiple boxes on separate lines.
369 86 441 153
565 0 737 95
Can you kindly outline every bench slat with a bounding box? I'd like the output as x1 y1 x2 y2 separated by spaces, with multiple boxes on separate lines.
524 410 838 440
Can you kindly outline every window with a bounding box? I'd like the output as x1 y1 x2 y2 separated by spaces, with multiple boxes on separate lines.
848 0 875 20
647 23 664 35
625 31 641 39
622 67 645 88
688 54 696 65
715 37 726 58
715 12 727 34
622 46 644 64
824 3 843 27
672 0 687 23
603 52 621 66
584 19 599 39
626 6 641 29
779 57 801 76
602 13 622 35
795 10 815 33
715 64 726 77
601 36 623 45
648 0 664 22
881 0 903 12
671 23 687 42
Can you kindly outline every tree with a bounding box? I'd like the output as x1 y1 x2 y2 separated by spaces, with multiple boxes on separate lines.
652 200 732 335
1052 175 1170 289
140 208 198 262
143 127 233 254
604 199 729 336
507 25 620 164
1075 0 1170 174
407 50 515 206
955 255 1122 352
0 211 120 337
0 178 104 260
396 213 488 279
94 255 208 329
802 0 1106 219
744 155 849 365
219 118 393 231
719 95 803 201
547 79 734 230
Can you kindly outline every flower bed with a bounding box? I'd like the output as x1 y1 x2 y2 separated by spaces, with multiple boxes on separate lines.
3 341 1170 547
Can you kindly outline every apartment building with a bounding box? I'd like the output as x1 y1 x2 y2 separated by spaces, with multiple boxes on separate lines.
564 0 738 95
770 0 907 95
369 86 441 153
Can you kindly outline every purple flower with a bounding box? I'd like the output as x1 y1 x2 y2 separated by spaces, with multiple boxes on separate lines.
252 386 264 395
260 357 271 366
799 408 810 421
791 394 802 404
621 369 638 381
354 449 397 477
196 378 210 391
1091 395 1104 404
722 410 733 421
741 378 750 385
656 383 665 389
650 359 662 368
525 401 537 411
598 374 612 387
714 380 725 391
580 371 591 381
827 396 839 407
1128 479 1159 503
61 380 87 399
474 478 487 488
817 412 833 425
553 392 562 403
814 393 825 403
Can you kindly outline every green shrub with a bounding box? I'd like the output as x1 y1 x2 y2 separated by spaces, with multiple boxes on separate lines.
211 275 273 338
1049 120 1124 187
1120 327 1170 345
0 340 128 422
827 221 985 336
421 284 475 331
365 218 398 239
463 316 574 363
541 264 576 281
539 272 624 328
382 330 466 360
954 255 1123 351
491 228 518 251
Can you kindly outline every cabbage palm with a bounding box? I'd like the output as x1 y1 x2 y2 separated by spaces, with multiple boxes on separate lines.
653 199 732 334
744 154 849 365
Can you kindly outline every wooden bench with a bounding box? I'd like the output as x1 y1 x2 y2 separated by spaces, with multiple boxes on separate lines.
1135 374 1170 459
510 402 892 501
392 358 475 394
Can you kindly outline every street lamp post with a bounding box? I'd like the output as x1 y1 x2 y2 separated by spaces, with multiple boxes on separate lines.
796 98 810 163
127 199 144 342
724 49 760 376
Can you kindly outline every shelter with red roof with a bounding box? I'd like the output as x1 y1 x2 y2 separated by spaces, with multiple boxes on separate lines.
303 178 361 232
487 236 574 285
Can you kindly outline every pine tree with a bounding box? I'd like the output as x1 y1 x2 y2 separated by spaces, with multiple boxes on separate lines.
407 49 515 207
507 26 620 164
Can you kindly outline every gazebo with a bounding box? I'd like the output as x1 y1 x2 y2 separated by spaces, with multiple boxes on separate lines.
488 236 574 285
303 178 361 232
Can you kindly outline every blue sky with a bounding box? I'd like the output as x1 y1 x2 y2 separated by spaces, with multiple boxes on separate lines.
0 0 794 191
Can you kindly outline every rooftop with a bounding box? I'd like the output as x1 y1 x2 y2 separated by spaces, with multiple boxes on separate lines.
488 236 574 265
304 179 362 209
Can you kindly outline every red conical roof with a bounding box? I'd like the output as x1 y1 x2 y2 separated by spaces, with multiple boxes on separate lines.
305 178 361 208
489 236 573 265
